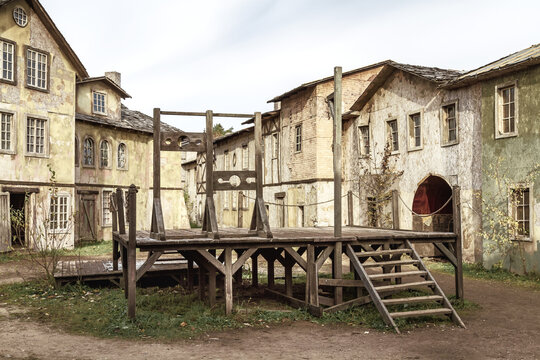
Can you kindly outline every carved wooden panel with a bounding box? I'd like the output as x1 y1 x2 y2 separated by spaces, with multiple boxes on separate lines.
213 171 257 191
160 131 206 152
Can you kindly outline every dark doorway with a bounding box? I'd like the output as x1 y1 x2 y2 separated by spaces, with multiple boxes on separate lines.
10 193 26 247
79 195 97 243
412 175 453 232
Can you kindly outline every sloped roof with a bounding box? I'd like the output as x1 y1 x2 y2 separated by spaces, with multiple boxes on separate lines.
267 60 390 103
445 43 540 89
0 0 88 78
349 62 462 112
241 109 280 125
76 105 178 134
77 77 131 99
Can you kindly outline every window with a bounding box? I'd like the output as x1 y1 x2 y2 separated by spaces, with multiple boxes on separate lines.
497 84 517 137
387 119 399 152
224 191 230 209
232 191 238 210
295 124 302 152
26 48 48 90
1 39 15 83
83 137 95 166
102 190 112 226
242 145 249 169
1 112 14 152
511 187 530 239
74 136 79 167
13 7 28 27
117 143 127 169
232 152 237 168
272 133 279 159
408 112 422 150
26 117 46 155
359 125 370 156
100 140 110 168
50 194 69 231
93 92 106 115
441 102 458 145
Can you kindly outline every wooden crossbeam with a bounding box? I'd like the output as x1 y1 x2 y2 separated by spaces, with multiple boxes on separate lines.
196 249 225 274
232 248 257 274
283 247 307 271
136 251 163 281
315 245 334 270
160 111 254 118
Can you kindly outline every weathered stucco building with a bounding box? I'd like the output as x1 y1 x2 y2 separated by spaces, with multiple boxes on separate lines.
0 0 189 251
448 44 540 272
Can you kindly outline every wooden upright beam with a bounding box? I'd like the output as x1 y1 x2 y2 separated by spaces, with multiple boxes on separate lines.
452 186 464 299
254 112 263 232
127 185 137 319
151 108 166 240
224 247 234 314
392 190 399 230
333 67 342 238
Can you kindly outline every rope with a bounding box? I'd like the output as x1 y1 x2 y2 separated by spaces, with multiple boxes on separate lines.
243 193 348 207
398 193 452 217
350 191 392 204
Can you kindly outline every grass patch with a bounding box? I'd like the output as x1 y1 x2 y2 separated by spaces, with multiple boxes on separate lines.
427 260 540 290
0 280 478 340
0 241 113 264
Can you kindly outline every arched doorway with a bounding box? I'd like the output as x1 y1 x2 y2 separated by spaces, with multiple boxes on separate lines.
412 175 453 232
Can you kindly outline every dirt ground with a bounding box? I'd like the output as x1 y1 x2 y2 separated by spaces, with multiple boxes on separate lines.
1 265 539 359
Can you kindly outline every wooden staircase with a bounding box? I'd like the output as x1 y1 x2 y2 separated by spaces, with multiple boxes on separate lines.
345 240 465 334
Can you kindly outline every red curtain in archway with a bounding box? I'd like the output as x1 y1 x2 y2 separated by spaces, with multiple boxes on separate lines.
412 176 452 215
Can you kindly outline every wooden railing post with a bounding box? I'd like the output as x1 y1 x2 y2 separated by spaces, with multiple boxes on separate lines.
452 186 464 300
237 191 243 228
347 190 353 226
127 184 137 319
110 194 119 271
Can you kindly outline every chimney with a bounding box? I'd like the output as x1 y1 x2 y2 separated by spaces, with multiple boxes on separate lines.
105 71 121 87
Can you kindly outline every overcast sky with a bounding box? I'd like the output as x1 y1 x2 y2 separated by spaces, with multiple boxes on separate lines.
42 0 540 132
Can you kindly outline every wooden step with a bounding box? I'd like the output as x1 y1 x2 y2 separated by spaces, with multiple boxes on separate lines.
356 249 411 257
382 295 443 305
389 308 452 319
362 259 420 268
374 280 435 292
369 270 427 280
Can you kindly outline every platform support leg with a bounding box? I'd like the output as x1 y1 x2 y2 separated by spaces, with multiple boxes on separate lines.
285 252 294 297
187 259 194 291
208 267 216 307
251 253 258 287
306 244 319 307
333 241 343 305
224 247 233 315
267 253 275 289
198 265 206 300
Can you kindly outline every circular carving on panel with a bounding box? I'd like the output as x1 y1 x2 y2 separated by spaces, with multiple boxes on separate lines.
164 138 172 145
13 7 28 27
229 175 241 187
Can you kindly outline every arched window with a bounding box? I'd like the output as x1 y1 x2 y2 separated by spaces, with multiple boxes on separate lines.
74 136 79 167
83 137 94 166
100 140 110 168
117 143 127 169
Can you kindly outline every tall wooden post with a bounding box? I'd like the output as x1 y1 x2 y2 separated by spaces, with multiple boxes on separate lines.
254 112 263 232
127 184 137 319
347 190 353 226
205 110 214 202
452 186 464 299
237 192 243 228
151 108 165 240
116 188 128 298
333 67 342 238
392 190 400 230
110 195 119 271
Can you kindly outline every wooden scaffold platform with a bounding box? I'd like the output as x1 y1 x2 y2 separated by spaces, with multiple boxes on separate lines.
85 67 465 334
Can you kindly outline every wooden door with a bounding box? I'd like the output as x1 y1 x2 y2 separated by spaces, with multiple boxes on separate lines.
79 195 97 242
0 192 11 252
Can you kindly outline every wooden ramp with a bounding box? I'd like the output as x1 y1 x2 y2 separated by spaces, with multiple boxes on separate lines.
54 257 192 287
346 240 465 334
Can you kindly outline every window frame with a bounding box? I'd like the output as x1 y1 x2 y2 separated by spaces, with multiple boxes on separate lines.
407 110 423 152
495 81 518 139
92 91 107 115
49 192 70 233
25 114 49 158
509 184 533 241
99 139 111 169
117 142 128 170
440 100 459 147
358 124 370 157
0 37 16 85
24 46 50 93
101 189 113 227
386 118 399 153
0 110 16 154
294 124 302 153
82 136 96 167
